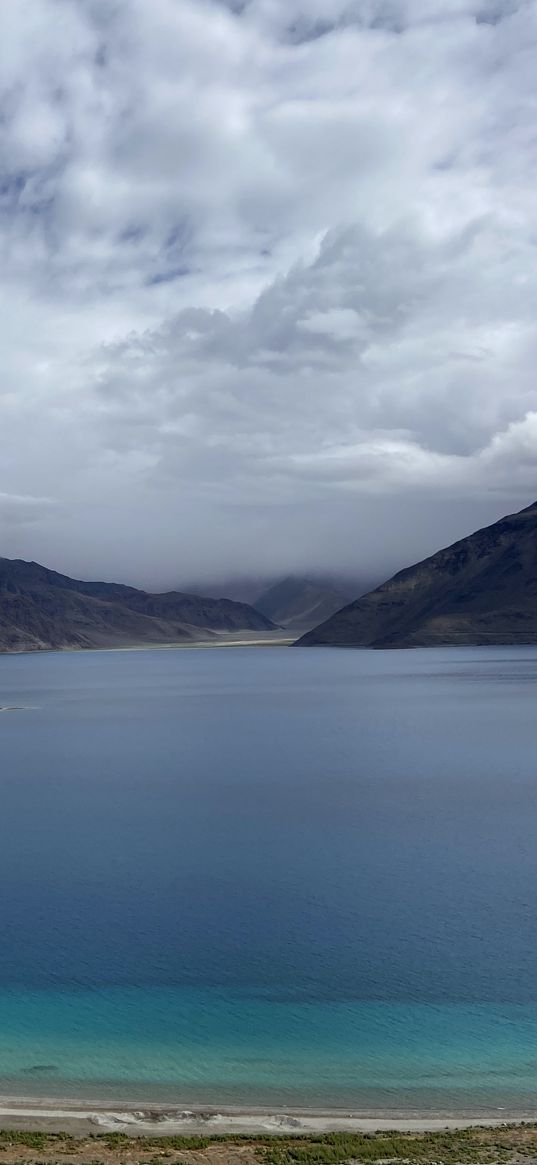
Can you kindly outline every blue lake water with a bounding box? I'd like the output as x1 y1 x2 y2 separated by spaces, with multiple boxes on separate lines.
1 645 537 1111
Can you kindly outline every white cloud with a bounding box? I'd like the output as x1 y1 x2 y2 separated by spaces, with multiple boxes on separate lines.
0 0 536 584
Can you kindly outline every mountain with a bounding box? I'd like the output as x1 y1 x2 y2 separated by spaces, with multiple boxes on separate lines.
0 558 275 653
297 500 537 648
178 572 366 608
254 576 348 629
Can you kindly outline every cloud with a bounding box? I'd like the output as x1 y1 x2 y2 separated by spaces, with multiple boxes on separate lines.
0 0 537 585
0 493 55 527
90 217 537 489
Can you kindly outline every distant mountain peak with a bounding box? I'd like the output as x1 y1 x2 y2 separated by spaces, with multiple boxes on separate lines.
254 576 347 629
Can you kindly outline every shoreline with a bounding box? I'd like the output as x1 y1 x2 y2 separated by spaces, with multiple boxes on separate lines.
0 630 299 658
0 1097 536 1135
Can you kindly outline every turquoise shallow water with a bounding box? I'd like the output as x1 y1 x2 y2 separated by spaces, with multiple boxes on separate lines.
2 990 537 1109
1 645 537 1109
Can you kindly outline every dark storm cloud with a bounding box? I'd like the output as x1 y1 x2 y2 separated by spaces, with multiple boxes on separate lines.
0 0 536 586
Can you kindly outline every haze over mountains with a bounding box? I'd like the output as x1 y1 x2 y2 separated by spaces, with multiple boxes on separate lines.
299 501 537 649
254 577 348 630
3 500 537 653
0 559 274 653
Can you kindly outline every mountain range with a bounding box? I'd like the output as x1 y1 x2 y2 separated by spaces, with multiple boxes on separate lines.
0 558 275 653
3 499 537 653
298 500 537 648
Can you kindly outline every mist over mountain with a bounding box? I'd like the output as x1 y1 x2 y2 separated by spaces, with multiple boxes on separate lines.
254 578 349 630
181 572 370 608
298 501 537 649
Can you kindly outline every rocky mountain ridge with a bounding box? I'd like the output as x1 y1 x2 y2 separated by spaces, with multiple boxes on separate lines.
298 500 537 648
0 557 275 652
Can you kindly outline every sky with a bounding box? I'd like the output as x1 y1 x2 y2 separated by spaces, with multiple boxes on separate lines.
1 0 537 591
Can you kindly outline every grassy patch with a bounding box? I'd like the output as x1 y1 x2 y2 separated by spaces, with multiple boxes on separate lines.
0 1133 74 1151
1 1123 537 1165
259 1127 534 1165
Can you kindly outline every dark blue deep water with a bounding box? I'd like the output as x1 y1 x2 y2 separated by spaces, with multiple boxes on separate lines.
1 645 537 1110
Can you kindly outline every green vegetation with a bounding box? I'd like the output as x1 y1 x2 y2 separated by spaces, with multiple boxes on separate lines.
0 1132 73 1150
260 1129 514 1165
99 1133 214 1150
2 1123 537 1165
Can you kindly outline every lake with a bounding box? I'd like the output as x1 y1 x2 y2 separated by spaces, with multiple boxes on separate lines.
1 644 537 1112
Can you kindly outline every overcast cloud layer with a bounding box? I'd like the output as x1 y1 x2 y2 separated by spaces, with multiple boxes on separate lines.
1 0 537 588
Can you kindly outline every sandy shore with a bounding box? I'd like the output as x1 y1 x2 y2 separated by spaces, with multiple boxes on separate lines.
2 629 299 659
0 1098 535 1135
63 629 299 652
